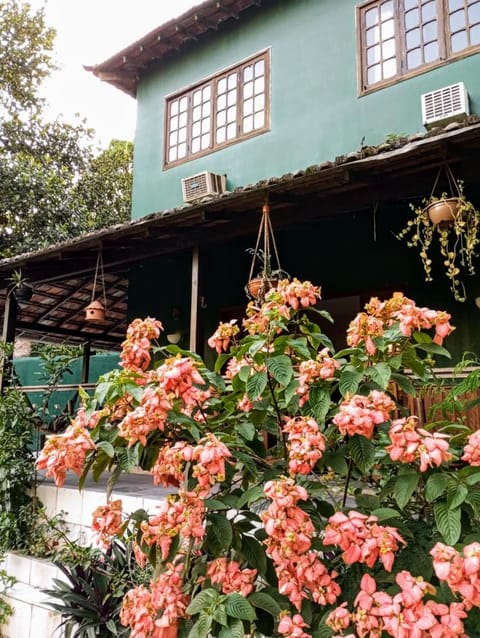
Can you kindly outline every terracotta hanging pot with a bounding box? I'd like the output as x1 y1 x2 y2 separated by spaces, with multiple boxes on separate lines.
247 277 279 299
85 300 106 322
425 197 459 226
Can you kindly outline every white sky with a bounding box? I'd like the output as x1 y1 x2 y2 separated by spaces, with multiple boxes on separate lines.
29 0 197 147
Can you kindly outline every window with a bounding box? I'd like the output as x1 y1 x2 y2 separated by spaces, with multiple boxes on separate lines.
165 51 269 167
358 0 480 91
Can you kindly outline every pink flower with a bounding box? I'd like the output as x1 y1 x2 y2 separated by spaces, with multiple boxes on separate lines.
386 417 452 471
283 416 326 475
462 429 480 466
121 317 163 373
91 499 123 547
276 278 321 310
278 613 312 638
333 390 396 439
207 319 239 353
36 425 96 487
207 557 257 596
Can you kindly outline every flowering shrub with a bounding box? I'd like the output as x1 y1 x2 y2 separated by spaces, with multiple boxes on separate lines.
37 282 480 637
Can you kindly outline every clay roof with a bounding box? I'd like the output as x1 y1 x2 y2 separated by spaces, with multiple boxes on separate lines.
85 0 264 97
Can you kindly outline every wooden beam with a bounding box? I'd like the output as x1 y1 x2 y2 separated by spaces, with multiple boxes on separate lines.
189 246 199 352
0 294 17 393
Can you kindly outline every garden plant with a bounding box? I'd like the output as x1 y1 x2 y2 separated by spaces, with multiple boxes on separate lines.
37 279 480 637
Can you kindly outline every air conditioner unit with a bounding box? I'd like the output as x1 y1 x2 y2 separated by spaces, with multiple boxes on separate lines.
421 82 469 128
181 171 227 203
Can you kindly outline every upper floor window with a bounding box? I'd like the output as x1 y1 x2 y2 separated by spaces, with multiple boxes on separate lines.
164 50 270 168
357 0 480 91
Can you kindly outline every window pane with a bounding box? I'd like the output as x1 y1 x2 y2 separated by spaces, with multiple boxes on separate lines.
202 85 211 100
201 133 210 149
179 96 188 112
192 122 201 137
192 106 201 121
407 47 423 67
179 112 187 127
191 138 200 154
243 98 253 116
469 2 480 23
216 128 226 143
217 78 227 93
381 18 395 38
365 7 378 27
217 110 226 126
382 38 396 58
193 90 202 106
367 63 382 84
170 115 178 130
244 81 253 98
471 22 480 43
217 94 226 110
168 148 177 162
405 8 420 29
254 111 265 129
178 142 187 158
227 89 237 106
406 27 421 48
170 100 179 116
449 0 464 10
421 1 437 21
169 131 178 146
366 26 380 45
424 41 439 61
405 0 418 9
178 128 187 143
450 9 466 31
367 44 381 64
201 118 210 134
227 105 236 122
255 59 265 76
226 122 236 139
243 116 253 133
380 1 393 20
451 29 468 49
255 94 265 111
202 102 211 117
227 73 237 89
243 65 253 82
383 57 397 77
254 77 265 94
423 20 438 42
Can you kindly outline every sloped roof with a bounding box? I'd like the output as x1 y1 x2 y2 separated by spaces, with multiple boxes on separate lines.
1 118 480 350
85 0 264 97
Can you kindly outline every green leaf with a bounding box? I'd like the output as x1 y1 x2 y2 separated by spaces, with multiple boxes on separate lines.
223 619 244 638
213 606 228 627
323 448 349 475
308 386 331 423
394 468 420 510
95 441 115 457
349 435 375 473
339 366 362 397
206 514 233 555
390 372 415 396
237 485 265 508
186 589 219 615
246 371 268 400
367 362 391 390
240 534 267 575
189 613 213 638
235 421 256 441
465 489 480 516
415 342 451 359
425 473 449 503
371 507 401 521
447 480 469 509
224 594 256 621
434 501 461 545
266 355 293 387
247 592 281 618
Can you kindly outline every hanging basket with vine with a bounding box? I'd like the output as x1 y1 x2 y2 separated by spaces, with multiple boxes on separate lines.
396 163 480 302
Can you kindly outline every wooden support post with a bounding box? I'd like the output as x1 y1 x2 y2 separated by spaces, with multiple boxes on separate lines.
190 246 199 352
0 294 17 394
81 340 91 385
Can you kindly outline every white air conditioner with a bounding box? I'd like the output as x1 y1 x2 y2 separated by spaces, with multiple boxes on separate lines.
421 82 469 128
181 171 227 203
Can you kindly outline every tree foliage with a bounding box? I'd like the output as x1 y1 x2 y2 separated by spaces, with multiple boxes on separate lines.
0 0 132 257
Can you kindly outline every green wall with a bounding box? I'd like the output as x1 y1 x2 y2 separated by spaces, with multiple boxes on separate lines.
131 0 480 217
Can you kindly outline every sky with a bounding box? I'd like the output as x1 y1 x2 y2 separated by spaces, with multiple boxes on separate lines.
29 0 197 147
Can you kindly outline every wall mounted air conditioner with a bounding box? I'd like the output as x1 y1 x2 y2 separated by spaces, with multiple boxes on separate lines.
181 171 227 203
421 82 469 128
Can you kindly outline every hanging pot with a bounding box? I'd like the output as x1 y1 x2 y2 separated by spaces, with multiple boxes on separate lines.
13 283 33 303
247 277 279 300
85 300 105 322
425 197 459 226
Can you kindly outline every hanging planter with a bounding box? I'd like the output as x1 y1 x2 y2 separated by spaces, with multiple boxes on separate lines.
85 250 107 322
7 269 33 303
245 198 289 302
396 163 480 302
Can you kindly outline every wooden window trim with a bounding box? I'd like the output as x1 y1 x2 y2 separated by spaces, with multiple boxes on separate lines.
357 0 480 96
163 50 270 169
